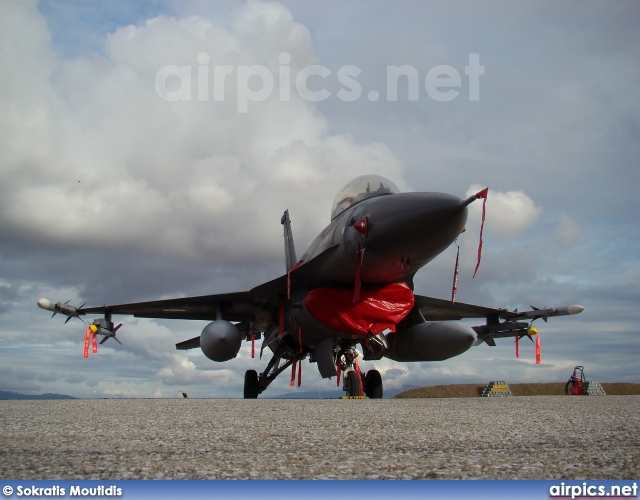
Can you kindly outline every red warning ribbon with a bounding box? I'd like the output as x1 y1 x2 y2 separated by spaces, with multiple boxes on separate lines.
353 244 365 302
298 326 303 354
451 245 460 303
83 328 91 358
336 360 341 387
297 360 302 387
535 333 541 365
290 359 297 387
515 336 519 358
92 332 97 354
472 188 488 279
354 358 363 396
251 332 255 359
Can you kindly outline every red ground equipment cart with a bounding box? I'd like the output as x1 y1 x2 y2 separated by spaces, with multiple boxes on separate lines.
565 365 586 395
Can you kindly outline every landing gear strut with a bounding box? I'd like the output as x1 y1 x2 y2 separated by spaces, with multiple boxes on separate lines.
243 328 308 399
336 342 383 398
242 335 384 399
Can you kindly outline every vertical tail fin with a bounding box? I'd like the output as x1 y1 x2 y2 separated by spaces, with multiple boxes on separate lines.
281 210 297 272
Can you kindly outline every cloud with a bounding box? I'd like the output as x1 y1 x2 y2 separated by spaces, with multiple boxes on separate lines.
0 366 42 393
0 1 404 267
554 214 582 248
66 373 87 384
382 368 407 380
465 185 543 240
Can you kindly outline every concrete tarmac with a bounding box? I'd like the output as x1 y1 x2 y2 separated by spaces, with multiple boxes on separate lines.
1 396 638 479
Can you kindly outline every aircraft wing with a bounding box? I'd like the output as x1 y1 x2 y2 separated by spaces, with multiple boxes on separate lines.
414 294 504 321
414 293 584 346
414 294 583 322
76 246 344 322
45 244 344 344
78 291 278 323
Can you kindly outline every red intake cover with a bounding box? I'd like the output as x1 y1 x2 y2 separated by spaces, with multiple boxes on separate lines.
305 283 415 336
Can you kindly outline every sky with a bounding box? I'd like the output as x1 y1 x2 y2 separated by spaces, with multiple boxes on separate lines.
1 0 638 398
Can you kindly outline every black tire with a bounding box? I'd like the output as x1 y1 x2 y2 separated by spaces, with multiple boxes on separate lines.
346 370 363 397
365 370 383 399
244 370 260 399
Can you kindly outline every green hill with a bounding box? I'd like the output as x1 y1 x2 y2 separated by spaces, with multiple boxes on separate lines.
393 382 640 398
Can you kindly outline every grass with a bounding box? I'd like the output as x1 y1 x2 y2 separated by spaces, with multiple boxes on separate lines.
393 382 640 398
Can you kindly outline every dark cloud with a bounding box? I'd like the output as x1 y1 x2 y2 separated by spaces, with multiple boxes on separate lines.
66 373 87 384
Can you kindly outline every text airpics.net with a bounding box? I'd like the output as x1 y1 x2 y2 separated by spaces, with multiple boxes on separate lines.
549 482 638 499
155 52 484 112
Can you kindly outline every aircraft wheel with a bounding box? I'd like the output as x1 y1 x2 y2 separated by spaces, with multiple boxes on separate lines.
365 370 383 399
346 371 363 397
244 370 259 399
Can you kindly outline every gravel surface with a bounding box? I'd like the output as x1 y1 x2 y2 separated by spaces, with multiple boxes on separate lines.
1 396 638 479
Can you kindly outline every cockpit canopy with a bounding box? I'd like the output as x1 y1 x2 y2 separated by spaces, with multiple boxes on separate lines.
331 175 400 219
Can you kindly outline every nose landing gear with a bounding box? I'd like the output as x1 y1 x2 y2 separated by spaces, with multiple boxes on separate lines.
337 342 383 398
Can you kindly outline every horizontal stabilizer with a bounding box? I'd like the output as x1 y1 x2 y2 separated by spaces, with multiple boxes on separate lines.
176 336 201 350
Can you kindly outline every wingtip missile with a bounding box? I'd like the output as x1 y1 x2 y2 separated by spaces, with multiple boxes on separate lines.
505 304 584 321
37 298 84 321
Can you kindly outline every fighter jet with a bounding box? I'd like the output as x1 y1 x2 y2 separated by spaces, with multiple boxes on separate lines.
37 175 583 398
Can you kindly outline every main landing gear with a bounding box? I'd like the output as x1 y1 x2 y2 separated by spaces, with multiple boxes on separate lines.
242 335 383 399
244 369 260 399
243 330 308 399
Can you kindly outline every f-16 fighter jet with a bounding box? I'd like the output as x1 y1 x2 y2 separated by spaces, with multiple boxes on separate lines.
38 175 583 398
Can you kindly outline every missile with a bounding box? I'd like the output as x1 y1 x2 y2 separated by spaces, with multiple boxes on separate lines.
507 305 584 322
37 298 84 322
89 318 123 344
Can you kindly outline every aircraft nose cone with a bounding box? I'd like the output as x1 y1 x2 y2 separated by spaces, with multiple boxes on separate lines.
363 192 467 265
